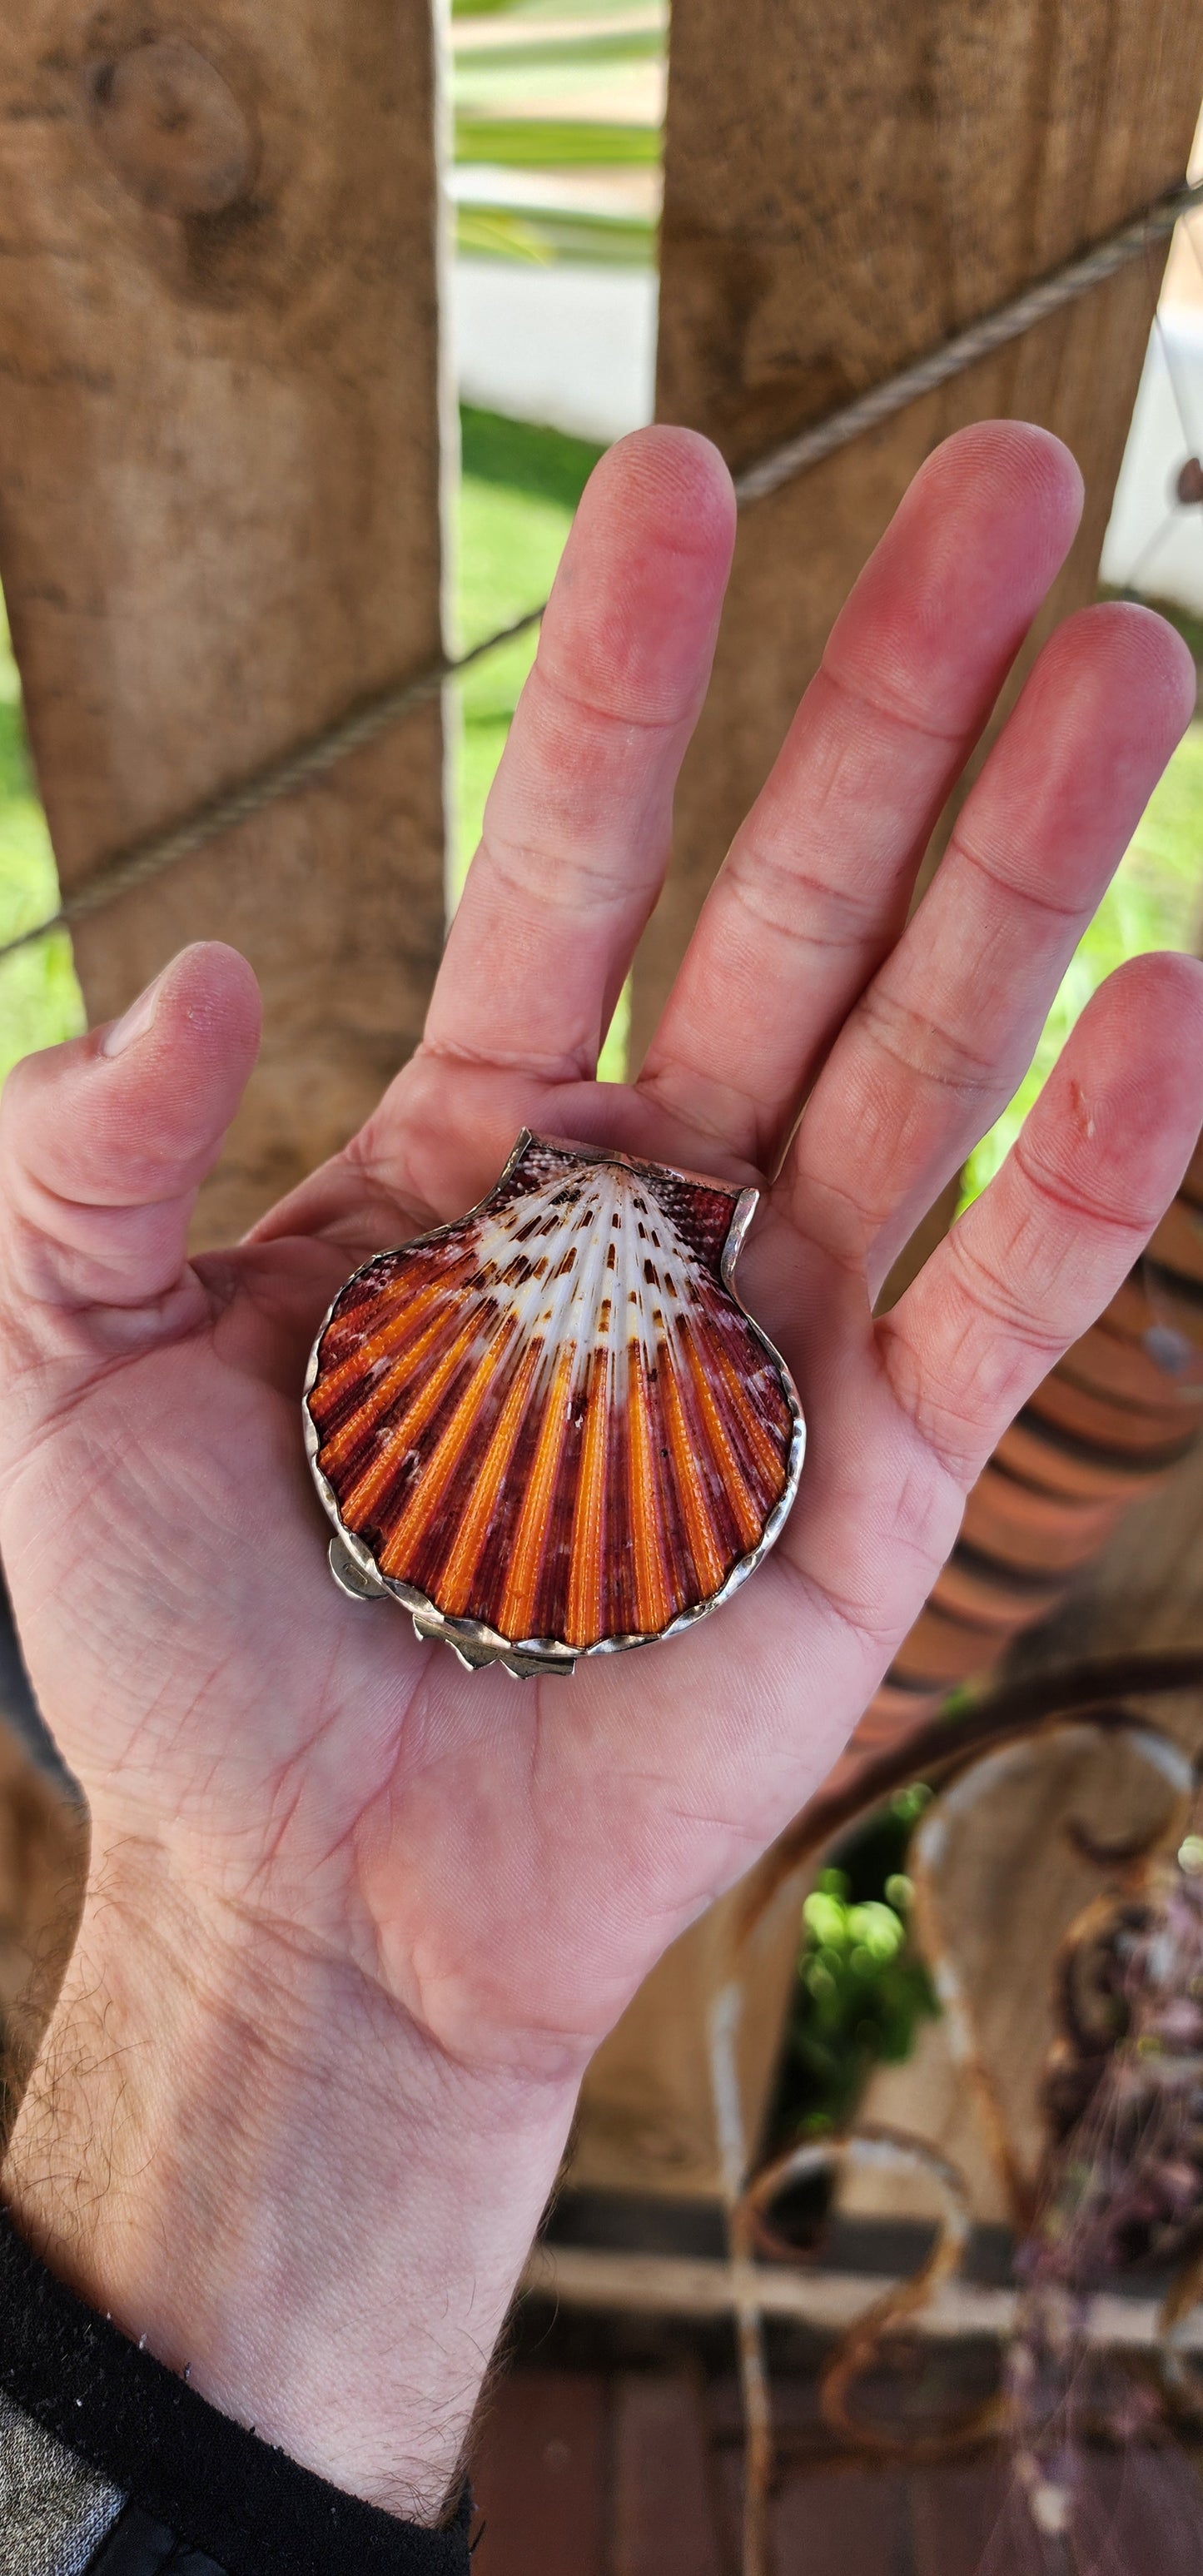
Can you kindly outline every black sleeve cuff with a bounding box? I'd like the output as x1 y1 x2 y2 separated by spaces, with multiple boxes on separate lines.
0 2207 473 2575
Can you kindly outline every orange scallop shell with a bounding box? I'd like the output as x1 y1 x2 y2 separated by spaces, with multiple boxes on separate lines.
303 1132 804 1674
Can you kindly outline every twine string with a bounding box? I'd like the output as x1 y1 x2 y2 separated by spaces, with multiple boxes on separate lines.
732 180 1203 504
0 608 544 965
4 172 1200 971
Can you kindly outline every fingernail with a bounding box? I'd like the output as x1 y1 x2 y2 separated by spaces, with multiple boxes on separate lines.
100 969 167 1058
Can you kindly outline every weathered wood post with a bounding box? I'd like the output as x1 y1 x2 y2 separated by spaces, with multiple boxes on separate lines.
0 2 450 1244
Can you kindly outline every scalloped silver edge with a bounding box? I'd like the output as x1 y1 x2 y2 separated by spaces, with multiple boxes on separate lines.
302 1130 805 1678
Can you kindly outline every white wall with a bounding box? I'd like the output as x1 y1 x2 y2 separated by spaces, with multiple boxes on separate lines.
1101 308 1203 614
450 259 657 445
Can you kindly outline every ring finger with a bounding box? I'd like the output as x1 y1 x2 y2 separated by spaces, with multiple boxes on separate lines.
778 598 1195 1298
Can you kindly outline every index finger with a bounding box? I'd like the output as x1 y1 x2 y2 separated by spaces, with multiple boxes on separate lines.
424 427 735 1087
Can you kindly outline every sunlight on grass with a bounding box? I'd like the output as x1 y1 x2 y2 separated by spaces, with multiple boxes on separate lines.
455 407 602 902
0 605 84 1091
453 404 628 1078
961 719 1203 1205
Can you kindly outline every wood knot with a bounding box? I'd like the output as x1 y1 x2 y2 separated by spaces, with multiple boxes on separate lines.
83 38 256 217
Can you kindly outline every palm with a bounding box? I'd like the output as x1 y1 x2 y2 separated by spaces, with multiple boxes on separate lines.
0 1065 892 2069
2 418 1201 2086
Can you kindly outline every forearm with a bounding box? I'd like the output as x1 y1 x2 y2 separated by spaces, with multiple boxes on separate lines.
2 1846 578 2524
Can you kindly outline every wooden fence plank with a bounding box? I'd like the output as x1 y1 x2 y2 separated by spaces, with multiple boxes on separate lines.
632 0 1203 1059
0 2 448 1242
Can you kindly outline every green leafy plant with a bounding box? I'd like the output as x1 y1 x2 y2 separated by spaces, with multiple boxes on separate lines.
454 405 629 1075
770 1789 939 2146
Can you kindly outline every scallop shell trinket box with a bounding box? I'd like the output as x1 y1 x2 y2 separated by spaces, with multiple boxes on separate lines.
303 1132 804 1676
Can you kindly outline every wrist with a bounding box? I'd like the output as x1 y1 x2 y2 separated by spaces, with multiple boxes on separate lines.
2 1846 578 2523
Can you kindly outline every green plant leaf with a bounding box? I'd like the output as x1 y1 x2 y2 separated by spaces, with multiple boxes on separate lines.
454 27 663 67
455 206 553 262
455 116 660 164
455 201 655 264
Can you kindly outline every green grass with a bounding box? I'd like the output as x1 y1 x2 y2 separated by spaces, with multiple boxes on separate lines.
455 406 629 1077
456 205 655 265
0 611 83 1091
961 718 1203 1204
456 405 604 880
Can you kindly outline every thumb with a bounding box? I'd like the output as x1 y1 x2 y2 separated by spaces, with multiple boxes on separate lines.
0 942 261 1327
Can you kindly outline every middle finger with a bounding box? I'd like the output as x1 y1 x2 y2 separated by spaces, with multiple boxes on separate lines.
637 420 1083 1167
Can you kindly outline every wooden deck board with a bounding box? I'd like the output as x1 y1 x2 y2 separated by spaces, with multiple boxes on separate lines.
612 2375 723 2576
908 2460 1012 2576
471 2360 1203 2571
768 2466 911 2576
471 2370 609 2575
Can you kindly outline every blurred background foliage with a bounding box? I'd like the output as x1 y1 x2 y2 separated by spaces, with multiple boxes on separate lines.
451 0 664 270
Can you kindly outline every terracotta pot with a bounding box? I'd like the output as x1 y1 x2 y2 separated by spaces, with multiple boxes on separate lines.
1057 1315 1203 1416
890 1599 1010 1688
1140 1261 1203 1354
1149 1197 1203 1286
1027 1368 1194 1456
1101 1273 1162 1340
996 1413 1189 1502
1181 1136 1203 1208
848 1677 946 1752
933 1544 1064 1632
959 1462 1124 1574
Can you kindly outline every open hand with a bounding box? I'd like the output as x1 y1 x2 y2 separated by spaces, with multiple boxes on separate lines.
1 420 1200 2518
